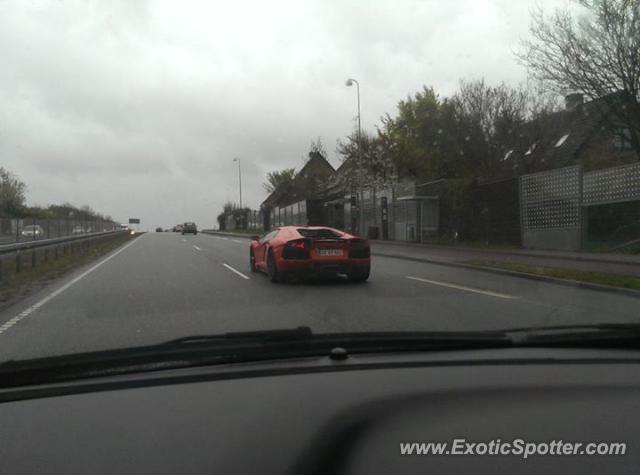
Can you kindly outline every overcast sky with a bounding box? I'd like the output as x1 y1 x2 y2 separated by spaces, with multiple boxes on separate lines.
0 0 570 229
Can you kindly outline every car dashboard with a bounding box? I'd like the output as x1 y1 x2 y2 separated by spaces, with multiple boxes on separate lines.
1 347 639 474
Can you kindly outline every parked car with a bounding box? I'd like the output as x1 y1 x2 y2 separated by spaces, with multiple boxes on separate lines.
20 225 45 238
250 226 370 282
182 222 197 235
71 226 85 234
174 224 184 233
155 227 163 232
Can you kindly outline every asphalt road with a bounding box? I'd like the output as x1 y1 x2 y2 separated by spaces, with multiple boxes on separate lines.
0 232 639 361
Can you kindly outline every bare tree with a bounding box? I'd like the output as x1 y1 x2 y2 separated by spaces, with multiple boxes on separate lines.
336 131 395 188
309 137 327 158
519 0 640 156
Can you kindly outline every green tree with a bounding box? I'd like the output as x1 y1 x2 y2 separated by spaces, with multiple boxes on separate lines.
263 168 296 193
378 86 446 180
0 167 27 217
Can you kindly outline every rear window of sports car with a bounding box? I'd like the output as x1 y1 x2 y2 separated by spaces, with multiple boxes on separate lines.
297 228 342 239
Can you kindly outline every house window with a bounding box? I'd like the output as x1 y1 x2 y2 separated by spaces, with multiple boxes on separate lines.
613 127 633 151
555 133 570 148
524 142 537 156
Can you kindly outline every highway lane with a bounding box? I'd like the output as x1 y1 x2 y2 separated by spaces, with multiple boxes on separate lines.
0 232 639 361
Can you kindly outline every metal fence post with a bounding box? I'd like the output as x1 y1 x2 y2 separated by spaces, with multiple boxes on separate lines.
578 165 584 251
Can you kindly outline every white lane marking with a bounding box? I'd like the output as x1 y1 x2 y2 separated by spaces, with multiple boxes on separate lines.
182 238 187 242
232 239 244 244
221 237 229 240
0 236 144 336
193 245 202 251
222 263 250 280
406 276 518 300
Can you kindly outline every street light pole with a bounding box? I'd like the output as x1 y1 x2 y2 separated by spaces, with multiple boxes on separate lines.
346 78 363 236
233 157 243 209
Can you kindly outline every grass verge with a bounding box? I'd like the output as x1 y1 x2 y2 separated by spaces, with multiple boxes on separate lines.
421 238 521 250
470 260 640 291
0 234 135 309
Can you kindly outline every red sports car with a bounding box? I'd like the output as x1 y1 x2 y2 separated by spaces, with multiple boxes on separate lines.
249 226 370 282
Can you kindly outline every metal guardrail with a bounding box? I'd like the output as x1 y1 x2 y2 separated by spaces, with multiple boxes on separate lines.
0 230 128 256
0 231 132 284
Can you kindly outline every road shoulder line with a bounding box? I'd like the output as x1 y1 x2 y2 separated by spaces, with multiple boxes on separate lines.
0 235 144 336
406 276 517 299
376 252 640 299
222 263 250 280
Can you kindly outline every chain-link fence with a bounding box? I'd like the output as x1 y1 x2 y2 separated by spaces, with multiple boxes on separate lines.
0 218 118 246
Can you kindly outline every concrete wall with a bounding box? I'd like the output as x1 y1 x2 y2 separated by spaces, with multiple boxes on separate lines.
522 228 582 251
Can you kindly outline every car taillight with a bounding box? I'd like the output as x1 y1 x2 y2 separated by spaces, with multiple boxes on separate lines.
286 239 308 249
283 239 311 259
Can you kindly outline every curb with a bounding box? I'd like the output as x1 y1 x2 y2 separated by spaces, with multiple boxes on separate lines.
201 231 640 299
369 241 640 267
373 252 640 299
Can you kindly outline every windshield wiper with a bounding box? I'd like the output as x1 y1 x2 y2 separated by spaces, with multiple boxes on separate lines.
0 328 511 389
505 323 640 347
165 326 314 345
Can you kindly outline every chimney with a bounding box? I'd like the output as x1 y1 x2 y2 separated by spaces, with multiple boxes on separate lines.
565 93 584 110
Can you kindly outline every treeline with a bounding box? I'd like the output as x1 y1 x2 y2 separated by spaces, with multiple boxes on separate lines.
263 0 640 193
216 202 252 231
0 167 113 222
335 79 559 186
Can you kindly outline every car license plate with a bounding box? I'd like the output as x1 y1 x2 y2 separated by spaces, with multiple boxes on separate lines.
318 249 343 257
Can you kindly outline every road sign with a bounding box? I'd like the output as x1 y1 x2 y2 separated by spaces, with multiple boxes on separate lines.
129 218 140 224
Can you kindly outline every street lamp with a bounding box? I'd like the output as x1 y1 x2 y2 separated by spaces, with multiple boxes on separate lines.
233 157 243 209
345 77 363 236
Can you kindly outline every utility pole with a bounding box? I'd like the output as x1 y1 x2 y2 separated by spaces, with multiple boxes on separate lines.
346 78 363 236
233 157 243 208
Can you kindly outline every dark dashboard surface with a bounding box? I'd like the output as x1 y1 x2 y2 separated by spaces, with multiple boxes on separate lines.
1 348 639 474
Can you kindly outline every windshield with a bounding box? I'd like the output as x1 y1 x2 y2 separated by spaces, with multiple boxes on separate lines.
0 0 639 363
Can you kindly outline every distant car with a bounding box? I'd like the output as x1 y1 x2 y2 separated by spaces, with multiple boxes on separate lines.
174 224 184 233
182 222 197 235
20 225 44 238
155 227 163 232
249 226 370 283
71 226 85 234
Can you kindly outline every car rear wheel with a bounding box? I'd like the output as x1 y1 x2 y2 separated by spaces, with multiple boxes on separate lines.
249 249 257 273
348 266 370 283
267 251 281 283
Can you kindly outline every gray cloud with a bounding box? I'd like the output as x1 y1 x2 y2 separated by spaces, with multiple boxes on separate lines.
0 0 569 228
